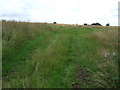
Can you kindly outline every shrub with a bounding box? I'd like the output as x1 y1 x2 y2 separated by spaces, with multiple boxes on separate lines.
106 23 110 26
53 22 57 24
84 23 87 25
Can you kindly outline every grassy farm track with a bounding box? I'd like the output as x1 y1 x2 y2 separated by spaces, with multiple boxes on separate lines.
2 21 118 88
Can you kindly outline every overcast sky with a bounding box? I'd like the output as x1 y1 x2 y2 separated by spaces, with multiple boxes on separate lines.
0 0 119 26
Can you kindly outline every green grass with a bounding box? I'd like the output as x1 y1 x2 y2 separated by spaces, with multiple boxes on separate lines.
2 21 118 88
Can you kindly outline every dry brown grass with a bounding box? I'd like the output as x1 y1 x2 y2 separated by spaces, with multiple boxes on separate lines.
89 27 118 50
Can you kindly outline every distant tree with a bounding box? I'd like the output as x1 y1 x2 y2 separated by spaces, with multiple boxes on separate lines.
91 23 102 26
106 23 110 26
96 23 102 26
53 22 57 24
84 23 87 25
91 23 96 25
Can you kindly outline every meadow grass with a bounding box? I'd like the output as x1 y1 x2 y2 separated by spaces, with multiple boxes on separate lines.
2 21 118 88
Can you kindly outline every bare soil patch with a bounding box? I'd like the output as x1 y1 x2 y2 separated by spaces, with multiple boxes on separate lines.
72 67 89 88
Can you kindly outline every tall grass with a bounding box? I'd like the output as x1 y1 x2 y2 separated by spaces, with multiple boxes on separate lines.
2 20 54 76
2 22 77 88
2 21 52 48
2 21 118 88
89 27 118 49
2 20 53 59
88 27 118 88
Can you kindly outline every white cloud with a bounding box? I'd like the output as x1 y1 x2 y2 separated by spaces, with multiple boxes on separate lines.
0 0 119 26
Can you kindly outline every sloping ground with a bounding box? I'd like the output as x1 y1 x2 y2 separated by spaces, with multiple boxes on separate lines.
2 22 118 88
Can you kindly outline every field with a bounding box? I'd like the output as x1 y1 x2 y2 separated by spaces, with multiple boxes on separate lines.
2 21 118 88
